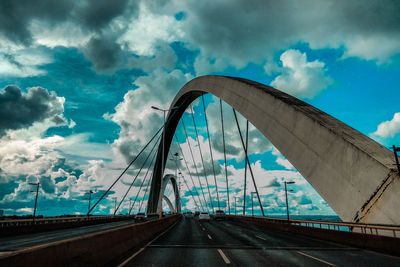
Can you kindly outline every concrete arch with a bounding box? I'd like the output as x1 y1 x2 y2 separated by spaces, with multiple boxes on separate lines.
163 196 176 213
147 75 400 224
157 174 181 214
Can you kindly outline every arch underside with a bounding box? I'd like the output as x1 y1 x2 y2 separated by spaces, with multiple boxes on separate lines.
147 75 400 224
156 174 181 214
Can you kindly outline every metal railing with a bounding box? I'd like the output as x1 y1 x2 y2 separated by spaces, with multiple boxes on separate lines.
230 215 400 238
0 215 135 228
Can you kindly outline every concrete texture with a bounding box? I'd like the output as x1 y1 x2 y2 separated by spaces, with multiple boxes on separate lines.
147 75 400 225
0 215 180 266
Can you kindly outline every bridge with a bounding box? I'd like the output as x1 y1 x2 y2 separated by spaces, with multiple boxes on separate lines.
1 76 400 266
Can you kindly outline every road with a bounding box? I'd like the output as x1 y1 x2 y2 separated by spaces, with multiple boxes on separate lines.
0 219 137 254
122 218 400 266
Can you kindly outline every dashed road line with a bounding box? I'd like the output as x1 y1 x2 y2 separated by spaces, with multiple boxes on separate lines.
255 235 266 241
118 220 179 267
217 248 231 264
297 251 336 266
207 234 213 240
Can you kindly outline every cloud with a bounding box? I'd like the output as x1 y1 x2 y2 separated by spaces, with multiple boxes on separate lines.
271 49 333 99
83 35 124 72
266 178 280 187
0 85 65 136
181 0 400 71
0 0 74 45
76 0 132 31
106 68 193 163
372 112 400 138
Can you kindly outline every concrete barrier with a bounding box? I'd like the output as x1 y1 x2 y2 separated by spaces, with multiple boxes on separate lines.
0 215 180 266
0 216 136 237
229 215 400 256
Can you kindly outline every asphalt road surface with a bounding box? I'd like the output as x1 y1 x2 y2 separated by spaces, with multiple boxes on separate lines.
122 218 400 266
0 219 137 254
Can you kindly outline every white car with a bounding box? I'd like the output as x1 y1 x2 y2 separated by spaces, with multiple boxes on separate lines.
198 212 210 222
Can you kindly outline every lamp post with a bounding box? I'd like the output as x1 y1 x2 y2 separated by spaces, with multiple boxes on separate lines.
251 192 256 216
151 105 179 219
29 182 40 223
112 197 117 215
284 181 295 220
392 145 400 174
170 152 183 197
85 190 93 216
234 196 239 215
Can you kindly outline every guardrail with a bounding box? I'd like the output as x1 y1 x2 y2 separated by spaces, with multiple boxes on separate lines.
0 215 136 228
229 215 400 238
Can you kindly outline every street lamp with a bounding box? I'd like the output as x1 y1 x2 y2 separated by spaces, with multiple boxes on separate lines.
284 181 295 220
234 196 239 215
112 197 117 215
390 145 400 174
29 182 40 223
170 152 183 197
251 192 256 216
85 190 93 216
151 105 179 218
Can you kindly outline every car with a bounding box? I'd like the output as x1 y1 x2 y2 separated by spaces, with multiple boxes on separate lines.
184 211 194 218
214 210 226 220
198 212 210 222
135 212 146 222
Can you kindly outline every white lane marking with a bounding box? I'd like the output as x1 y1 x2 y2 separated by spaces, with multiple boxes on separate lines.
118 220 179 267
202 227 206 231
207 234 213 240
255 235 266 240
217 249 231 264
297 251 336 266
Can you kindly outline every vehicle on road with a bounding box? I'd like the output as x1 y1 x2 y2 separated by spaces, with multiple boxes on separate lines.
214 210 226 220
198 212 210 222
135 213 146 222
184 211 194 218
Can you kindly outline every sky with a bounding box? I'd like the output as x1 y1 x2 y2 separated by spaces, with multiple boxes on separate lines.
0 0 399 218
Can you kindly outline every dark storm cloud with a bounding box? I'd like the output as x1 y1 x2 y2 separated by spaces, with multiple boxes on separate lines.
211 132 241 155
265 178 280 188
77 0 131 31
183 0 400 64
0 0 74 45
39 176 56 194
0 0 135 45
0 85 64 136
83 36 124 71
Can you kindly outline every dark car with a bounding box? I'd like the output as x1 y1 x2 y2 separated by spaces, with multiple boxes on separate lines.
214 210 226 220
135 212 146 222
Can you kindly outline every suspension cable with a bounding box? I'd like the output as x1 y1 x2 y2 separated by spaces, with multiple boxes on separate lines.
220 99 230 214
88 126 163 215
243 119 249 215
232 109 265 216
201 95 221 210
174 133 205 211
181 173 201 211
129 140 159 215
169 150 201 212
190 104 214 212
181 118 209 211
114 133 161 215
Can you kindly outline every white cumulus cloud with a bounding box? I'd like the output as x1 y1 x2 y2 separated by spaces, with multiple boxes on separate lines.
373 112 400 138
271 49 333 99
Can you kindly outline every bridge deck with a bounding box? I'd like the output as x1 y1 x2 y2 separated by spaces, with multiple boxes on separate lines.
123 218 400 266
